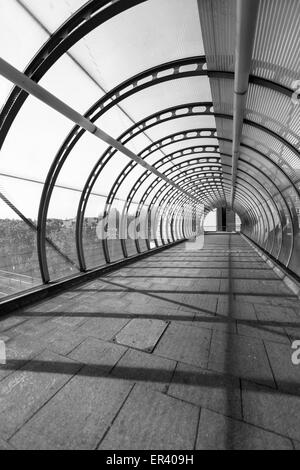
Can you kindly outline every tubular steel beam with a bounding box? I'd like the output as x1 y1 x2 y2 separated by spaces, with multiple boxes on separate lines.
75 101 300 269
47 96 299 279
35 60 298 279
113 130 299 257
0 0 147 148
0 56 203 281
0 53 298 282
231 0 260 207
102 155 221 260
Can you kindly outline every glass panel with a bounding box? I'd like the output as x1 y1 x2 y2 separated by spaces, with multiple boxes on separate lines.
0 199 41 298
70 0 204 89
46 186 82 279
21 0 88 33
0 0 48 105
82 194 106 269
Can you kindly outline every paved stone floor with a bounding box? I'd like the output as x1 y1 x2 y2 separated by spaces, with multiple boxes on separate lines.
0 233 300 450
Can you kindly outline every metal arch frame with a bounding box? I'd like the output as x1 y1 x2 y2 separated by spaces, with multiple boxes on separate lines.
145 175 225 238
228 188 261 238
222 158 289 250
221 180 270 244
0 0 298 312
119 154 221 222
118 133 299 230
66 102 215 274
110 164 223 256
39 75 210 279
25 55 296 281
222 168 286 258
101 157 222 262
0 0 297 281
148 129 300 198
233 169 283 254
73 100 218 269
145 175 223 225
147 176 258 247
76 126 223 270
146 171 223 246
145 183 223 247
223 169 277 253
233 162 295 264
0 0 149 147
136 177 222 250
144 177 224 230
117 151 223 254
44 96 299 280
123 165 224 252
225 147 299 257
74 97 299 231
120 149 288 262
116 144 286 256
163 176 263 230
73 90 299 230
139 128 218 158
146 158 282 255
1 55 298 280
109 129 300 255
119 157 223 253
102 145 221 213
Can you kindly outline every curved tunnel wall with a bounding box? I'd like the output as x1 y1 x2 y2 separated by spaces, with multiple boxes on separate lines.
0 0 299 303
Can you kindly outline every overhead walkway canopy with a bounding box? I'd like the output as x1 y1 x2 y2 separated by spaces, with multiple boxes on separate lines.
0 0 299 304
0 0 300 452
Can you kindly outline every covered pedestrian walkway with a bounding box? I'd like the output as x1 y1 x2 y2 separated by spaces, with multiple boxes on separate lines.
0 0 300 450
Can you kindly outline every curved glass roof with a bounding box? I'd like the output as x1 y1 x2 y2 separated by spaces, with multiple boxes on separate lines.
0 0 299 301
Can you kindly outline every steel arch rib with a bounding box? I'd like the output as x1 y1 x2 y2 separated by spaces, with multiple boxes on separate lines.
43 90 298 279
27 52 297 281
75 102 299 272
0 49 296 280
0 0 297 284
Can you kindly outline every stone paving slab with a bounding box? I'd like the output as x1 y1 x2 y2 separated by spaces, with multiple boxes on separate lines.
43 327 87 356
6 317 57 338
68 337 127 373
192 311 236 333
99 384 199 450
254 304 299 327
168 362 242 419
111 348 176 392
217 298 257 320
221 279 292 296
208 330 275 387
154 322 211 368
263 340 300 395
0 315 29 334
113 319 168 352
75 316 130 341
237 295 299 308
236 320 290 345
0 334 52 382
242 380 300 441
0 350 81 440
196 408 293 450
228 269 278 279
10 374 132 450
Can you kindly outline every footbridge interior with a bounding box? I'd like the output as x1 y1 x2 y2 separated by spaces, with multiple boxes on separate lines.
0 0 299 451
